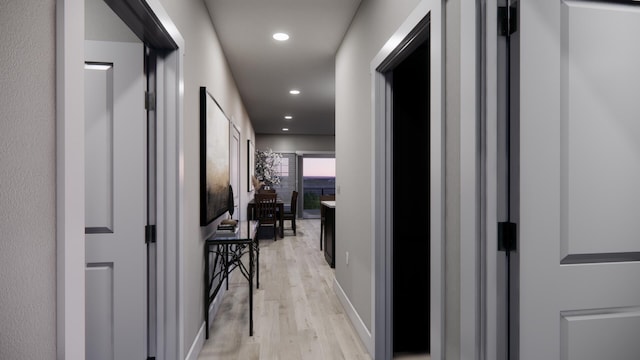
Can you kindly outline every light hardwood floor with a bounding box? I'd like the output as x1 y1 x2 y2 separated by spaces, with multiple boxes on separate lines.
198 219 371 360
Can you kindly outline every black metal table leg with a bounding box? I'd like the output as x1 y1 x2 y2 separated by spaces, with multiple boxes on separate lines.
204 231 256 340
225 244 229 291
249 241 254 336
255 234 260 289
204 243 210 339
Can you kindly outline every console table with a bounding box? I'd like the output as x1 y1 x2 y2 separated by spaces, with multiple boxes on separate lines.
204 225 257 339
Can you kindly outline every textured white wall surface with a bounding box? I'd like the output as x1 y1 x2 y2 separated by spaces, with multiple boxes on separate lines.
0 0 57 358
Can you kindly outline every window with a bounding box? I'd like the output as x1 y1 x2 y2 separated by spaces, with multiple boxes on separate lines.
272 153 297 206
275 156 289 177
302 157 335 217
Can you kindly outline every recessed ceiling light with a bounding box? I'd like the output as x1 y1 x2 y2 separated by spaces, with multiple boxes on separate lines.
282 128 289 132
289 89 300 95
284 115 293 120
273 32 289 41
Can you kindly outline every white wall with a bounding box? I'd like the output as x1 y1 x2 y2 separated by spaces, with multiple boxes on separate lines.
85 0 140 42
0 0 57 358
335 0 422 333
337 0 466 357
156 0 255 356
256 134 335 153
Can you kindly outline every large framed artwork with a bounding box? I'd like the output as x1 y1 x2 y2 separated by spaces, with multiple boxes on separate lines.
247 139 255 192
200 86 230 226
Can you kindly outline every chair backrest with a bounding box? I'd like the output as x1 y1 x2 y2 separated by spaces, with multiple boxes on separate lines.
257 188 276 194
255 193 278 225
319 194 335 218
289 191 299 214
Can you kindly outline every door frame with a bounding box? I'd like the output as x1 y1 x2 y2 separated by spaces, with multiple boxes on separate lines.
56 1 185 359
371 1 444 358
460 1 486 360
485 0 511 359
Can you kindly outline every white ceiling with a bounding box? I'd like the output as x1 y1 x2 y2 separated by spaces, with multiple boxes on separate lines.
204 0 362 135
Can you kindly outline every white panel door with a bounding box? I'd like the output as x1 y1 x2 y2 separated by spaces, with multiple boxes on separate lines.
517 1 640 359
85 40 146 360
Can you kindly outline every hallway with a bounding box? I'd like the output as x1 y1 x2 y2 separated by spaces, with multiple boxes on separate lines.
198 219 371 359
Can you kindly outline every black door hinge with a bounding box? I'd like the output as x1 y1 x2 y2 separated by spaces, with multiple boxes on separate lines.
498 222 517 252
145 224 156 244
145 91 156 111
498 5 518 37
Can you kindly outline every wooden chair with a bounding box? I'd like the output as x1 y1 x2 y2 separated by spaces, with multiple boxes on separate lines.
319 194 335 250
282 191 298 236
257 188 276 194
254 192 278 241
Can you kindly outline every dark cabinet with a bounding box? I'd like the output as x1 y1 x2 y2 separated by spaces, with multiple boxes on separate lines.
322 202 335 268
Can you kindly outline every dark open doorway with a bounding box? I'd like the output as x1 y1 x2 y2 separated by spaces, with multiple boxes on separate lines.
391 34 430 357
374 9 443 359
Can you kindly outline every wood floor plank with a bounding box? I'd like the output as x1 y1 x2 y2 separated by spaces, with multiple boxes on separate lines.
198 219 371 360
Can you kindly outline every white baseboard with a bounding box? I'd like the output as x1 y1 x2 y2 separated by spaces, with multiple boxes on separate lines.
333 278 374 356
185 323 204 360
185 280 227 360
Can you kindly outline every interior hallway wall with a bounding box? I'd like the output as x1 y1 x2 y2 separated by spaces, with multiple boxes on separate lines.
336 0 464 357
335 0 423 334
256 134 335 153
156 0 256 356
0 1 57 358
